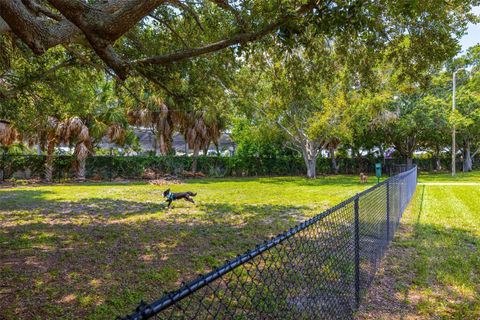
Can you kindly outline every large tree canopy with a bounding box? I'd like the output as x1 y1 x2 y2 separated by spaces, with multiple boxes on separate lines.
1 0 478 92
1 0 480 180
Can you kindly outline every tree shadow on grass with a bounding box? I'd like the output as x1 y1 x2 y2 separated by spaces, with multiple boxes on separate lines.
0 180 150 190
0 189 310 320
0 189 169 223
199 202 309 222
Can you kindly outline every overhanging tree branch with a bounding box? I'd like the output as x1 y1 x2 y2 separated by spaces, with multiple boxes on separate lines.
134 0 320 66
149 14 189 48
22 0 63 21
0 0 79 54
0 16 10 33
472 146 480 159
0 58 75 99
45 0 166 78
167 0 205 31
209 0 247 30
134 20 283 65
1 0 319 79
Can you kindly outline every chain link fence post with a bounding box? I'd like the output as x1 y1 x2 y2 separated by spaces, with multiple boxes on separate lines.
386 180 390 241
0 150 5 181
354 195 360 309
109 150 113 181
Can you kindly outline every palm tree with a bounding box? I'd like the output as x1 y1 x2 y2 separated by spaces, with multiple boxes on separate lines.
154 100 174 155
90 105 137 156
65 117 92 181
0 120 17 147
0 120 17 180
326 138 341 174
65 116 136 182
42 116 59 183
179 111 209 172
204 112 227 155
178 110 226 172
41 117 92 182
127 96 173 155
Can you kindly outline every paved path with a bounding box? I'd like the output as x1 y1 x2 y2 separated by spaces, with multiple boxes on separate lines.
419 182 480 186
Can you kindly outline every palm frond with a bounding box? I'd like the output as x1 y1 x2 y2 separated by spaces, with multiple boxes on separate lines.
74 142 90 160
0 120 17 146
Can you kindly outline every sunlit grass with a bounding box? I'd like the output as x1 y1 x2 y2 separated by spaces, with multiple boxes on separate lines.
0 175 371 319
408 184 480 318
418 170 480 183
359 171 480 319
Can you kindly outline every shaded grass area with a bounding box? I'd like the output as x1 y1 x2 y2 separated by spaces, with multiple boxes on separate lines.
357 180 480 319
0 175 371 319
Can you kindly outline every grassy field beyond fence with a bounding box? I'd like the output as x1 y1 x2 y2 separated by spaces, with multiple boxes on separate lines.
358 171 480 319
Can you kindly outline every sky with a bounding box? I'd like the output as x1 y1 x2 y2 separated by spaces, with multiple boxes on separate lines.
459 6 480 53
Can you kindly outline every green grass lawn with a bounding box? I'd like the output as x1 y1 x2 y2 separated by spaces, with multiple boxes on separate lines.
358 172 480 319
0 175 372 320
418 169 480 183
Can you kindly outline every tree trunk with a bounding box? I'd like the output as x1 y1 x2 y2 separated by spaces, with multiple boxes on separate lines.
404 136 416 169
472 147 480 169
434 145 442 171
203 143 209 156
0 149 5 181
463 142 473 172
151 130 159 155
406 156 413 168
184 139 189 156
378 145 385 164
166 134 173 155
77 158 86 181
305 158 316 179
191 142 200 173
435 158 442 172
329 147 339 174
301 146 318 179
352 147 362 173
158 133 166 156
44 141 55 183
155 141 161 156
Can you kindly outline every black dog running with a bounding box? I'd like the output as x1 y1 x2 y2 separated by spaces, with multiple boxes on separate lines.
163 188 197 208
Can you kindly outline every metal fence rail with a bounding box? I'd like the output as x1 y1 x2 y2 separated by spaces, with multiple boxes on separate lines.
119 167 418 320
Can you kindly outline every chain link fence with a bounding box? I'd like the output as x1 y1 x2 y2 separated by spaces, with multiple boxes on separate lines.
118 166 417 320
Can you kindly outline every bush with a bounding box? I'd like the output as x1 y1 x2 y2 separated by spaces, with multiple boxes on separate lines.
2 154 473 181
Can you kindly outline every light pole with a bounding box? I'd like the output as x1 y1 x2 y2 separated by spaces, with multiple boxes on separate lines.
452 68 464 176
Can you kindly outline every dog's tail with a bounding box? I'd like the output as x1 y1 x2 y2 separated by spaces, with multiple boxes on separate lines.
187 192 197 197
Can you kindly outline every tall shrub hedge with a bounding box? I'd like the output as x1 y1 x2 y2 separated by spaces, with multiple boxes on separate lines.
0 154 477 181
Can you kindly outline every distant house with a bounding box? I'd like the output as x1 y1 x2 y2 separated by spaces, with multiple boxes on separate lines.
100 128 236 156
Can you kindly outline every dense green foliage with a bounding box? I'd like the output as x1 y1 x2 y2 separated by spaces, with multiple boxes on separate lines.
2 154 476 181
1 1 480 178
